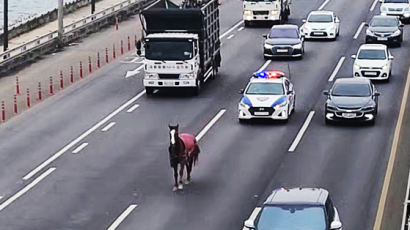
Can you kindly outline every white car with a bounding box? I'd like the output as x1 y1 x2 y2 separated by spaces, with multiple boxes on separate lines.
238 71 295 122
380 0 410 22
300 11 340 40
352 44 394 81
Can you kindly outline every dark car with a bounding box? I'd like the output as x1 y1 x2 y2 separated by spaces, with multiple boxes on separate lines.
243 187 343 230
365 15 404 46
324 78 380 125
263 25 305 59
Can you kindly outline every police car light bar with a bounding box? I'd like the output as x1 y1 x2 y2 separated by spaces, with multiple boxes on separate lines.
253 71 285 79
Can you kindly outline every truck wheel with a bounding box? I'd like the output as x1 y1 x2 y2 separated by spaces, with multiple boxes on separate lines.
193 80 201 96
244 21 251 27
145 87 154 96
211 66 218 79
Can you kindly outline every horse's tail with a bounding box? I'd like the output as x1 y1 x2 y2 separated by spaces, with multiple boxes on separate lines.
193 139 200 166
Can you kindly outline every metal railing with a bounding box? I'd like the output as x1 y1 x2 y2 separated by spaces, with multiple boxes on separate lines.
401 170 410 230
0 0 146 64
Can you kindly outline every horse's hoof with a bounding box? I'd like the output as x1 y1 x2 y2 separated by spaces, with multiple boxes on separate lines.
172 186 178 192
184 180 191 185
178 184 184 190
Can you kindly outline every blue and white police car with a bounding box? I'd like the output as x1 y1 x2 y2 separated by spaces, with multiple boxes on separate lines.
238 71 295 122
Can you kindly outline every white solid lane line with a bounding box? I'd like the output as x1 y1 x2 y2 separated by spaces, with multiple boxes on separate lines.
102 122 116 132
238 27 245 31
126 104 140 113
370 0 378 11
23 90 146 181
227 34 235 40
0 168 56 212
196 109 227 141
318 0 330 10
220 20 244 39
257 60 272 72
288 111 315 152
373 69 410 230
72 143 89 154
328 56 346 82
107 204 138 230
354 22 366 39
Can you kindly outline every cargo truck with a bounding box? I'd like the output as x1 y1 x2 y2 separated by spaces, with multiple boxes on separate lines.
243 0 291 26
137 0 221 95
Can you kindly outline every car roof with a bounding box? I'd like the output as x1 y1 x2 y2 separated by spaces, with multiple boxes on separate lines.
264 187 329 206
309 10 334 15
271 24 299 30
334 77 371 84
359 43 387 50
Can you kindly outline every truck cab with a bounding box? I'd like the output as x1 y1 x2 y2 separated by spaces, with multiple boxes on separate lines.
243 0 291 26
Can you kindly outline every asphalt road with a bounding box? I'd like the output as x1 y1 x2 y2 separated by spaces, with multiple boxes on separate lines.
0 0 408 229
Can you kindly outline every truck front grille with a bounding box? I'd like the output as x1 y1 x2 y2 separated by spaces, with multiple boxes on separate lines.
253 11 269 15
159 74 180 79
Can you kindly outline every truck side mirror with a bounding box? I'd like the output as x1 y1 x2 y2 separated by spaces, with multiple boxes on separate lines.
262 34 268 39
351 55 357 59
302 19 307 23
136 40 142 56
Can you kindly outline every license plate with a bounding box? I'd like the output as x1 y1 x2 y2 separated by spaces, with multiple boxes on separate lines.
313 32 324 35
276 49 288 53
254 112 269 116
163 81 174 86
365 72 377 76
342 113 356 118
378 37 388 41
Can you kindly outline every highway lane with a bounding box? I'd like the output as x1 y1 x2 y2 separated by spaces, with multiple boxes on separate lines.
0 0 408 229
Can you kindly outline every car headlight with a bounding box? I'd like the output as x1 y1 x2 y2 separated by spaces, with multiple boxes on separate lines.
301 26 310 33
392 30 401 36
354 63 361 70
381 6 387 12
366 29 374 36
271 10 280 15
244 10 252 15
264 43 274 49
292 43 302 49
180 72 195 79
274 101 287 110
382 63 389 70
145 72 159 79
404 7 410 12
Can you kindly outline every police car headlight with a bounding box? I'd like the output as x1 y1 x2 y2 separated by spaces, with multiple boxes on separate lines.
392 30 401 36
292 43 302 49
274 101 287 110
264 43 274 49
239 102 250 109
180 72 195 79
366 29 374 36
145 72 159 79
244 10 252 15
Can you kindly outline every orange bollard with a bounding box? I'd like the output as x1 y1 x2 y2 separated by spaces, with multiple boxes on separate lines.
128 36 131 51
80 61 83 78
97 52 101 68
49 76 54 95
60 71 64 90
113 44 116 59
121 40 124 55
15 76 20 95
38 82 42 101
13 95 18 114
26 89 31 108
105 48 109 63
1 101 5 122
70 66 74 83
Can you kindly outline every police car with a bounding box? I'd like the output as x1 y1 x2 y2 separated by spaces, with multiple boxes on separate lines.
238 71 295 122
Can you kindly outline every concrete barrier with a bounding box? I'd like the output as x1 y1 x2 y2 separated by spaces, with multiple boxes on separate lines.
0 0 155 73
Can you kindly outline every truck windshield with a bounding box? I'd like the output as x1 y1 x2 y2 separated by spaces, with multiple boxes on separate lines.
145 41 193 61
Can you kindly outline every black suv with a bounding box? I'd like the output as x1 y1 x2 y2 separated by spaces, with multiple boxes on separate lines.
365 15 404 46
263 25 305 59
243 187 343 230
324 78 380 125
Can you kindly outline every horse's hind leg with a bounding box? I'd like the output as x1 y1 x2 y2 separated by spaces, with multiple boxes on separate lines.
186 158 193 184
178 164 184 190
172 166 178 192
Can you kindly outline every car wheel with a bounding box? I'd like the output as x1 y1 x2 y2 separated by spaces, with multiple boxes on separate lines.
145 87 154 96
239 118 247 124
368 119 376 126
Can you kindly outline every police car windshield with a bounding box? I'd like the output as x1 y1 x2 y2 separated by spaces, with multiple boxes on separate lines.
246 82 284 95
358 49 386 60
269 28 299 39
256 205 326 230
308 14 333 23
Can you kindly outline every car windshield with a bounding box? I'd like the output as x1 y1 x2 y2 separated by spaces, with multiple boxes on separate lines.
246 83 284 95
371 18 398 27
145 41 193 61
358 49 386 60
332 82 371 97
384 0 409 3
255 205 326 230
269 28 299 39
308 14 333 23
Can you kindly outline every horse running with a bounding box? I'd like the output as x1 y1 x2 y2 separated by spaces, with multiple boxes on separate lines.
168 124 200 191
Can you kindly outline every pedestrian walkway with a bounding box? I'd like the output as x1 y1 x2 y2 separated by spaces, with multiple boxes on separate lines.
0 0 127 51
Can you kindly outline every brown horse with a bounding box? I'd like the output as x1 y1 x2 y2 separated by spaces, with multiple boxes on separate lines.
168 124 200 191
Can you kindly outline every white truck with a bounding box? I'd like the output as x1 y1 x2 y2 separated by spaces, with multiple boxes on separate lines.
243 0 291 26
137 0 221 95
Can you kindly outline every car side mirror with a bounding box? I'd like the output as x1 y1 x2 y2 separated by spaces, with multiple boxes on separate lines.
379 0 383 2
323 90 329 96
262 34 268 39
330 220 342 229
244 219 255 230
364 23 369 27
351 55 357 59
302 19 307 23
374 92 380 96
335 17 340 23
389 56 394 60
399 24 404 28
239 89 244 94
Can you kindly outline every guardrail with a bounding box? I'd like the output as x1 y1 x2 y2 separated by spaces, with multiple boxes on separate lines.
0 0 152 71
401 170 410 230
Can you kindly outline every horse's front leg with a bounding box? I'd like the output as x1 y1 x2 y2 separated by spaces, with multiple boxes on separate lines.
178 163 184 190
186 158 193 184
172 165 178 192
